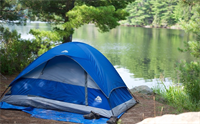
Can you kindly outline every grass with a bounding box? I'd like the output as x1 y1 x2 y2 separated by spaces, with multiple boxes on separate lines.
152 82 200 112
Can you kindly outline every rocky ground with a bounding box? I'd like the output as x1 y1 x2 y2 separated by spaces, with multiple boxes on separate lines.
0 74 180 124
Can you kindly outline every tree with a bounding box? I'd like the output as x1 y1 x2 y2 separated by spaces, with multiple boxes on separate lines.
177 0 200 105
122 1 139 25
20 0 135 43
160 1 177 26
0 0 40 74
0 0 27 24
150 0 168 27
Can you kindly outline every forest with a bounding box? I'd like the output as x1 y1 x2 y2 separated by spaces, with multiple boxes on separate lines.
121 0 200 28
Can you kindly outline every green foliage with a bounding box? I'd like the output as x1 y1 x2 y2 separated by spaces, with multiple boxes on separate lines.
0 0 31 75
0 27 38 74
122 0 200 27
150 0 168 27
63 5 128 33
0 26 60 75
177 61 200 103
29 29 61 56
175 0 200 110
152 83 200 111
187 41 200 58
0 26 59 75
122 0 154 26
0 0 28 24
20 0 135 43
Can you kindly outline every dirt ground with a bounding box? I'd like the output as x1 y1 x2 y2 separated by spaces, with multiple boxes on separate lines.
0 74 179 124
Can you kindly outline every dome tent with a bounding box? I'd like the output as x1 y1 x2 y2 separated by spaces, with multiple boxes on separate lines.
0 42 137 120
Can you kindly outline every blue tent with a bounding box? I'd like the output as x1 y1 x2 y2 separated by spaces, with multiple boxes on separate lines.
1 42 137 119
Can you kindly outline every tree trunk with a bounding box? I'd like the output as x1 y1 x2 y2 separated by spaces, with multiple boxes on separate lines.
63 0 75 43
63 34 72 43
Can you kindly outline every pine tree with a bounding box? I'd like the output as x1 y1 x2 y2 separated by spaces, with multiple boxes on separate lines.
0 0 27 24
124 1 139 25
124 0 153 26
161 1 177 27
150 0 167 27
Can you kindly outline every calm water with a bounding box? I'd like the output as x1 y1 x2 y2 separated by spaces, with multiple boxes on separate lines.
6 23 194 89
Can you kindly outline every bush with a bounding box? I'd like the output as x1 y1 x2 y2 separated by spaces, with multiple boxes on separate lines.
175 2 200 110
0 26 61 75
0 27 37 74
177 61 200 103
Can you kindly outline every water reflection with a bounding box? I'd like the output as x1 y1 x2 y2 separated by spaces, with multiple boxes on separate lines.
5 23 194 88
73 25 194 88
4 22 51 40
115 66 172 89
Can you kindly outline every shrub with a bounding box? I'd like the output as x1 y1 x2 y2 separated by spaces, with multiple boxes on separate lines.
0 27 37 74
0 26 61 75
176 2 200 110
177 61 200 104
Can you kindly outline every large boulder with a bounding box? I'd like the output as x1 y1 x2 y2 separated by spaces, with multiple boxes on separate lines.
137 112 200 124
130 85 153 95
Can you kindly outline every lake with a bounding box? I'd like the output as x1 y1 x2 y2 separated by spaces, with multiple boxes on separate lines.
5 23 194 89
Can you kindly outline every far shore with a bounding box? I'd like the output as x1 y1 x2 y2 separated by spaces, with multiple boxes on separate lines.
120 24 182 30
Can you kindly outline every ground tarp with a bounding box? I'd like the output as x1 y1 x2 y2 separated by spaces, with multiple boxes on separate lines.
0 102 109 124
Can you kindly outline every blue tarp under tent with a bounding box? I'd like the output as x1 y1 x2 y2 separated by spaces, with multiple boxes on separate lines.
0 42 137 123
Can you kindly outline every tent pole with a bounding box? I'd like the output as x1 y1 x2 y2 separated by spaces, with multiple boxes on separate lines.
0 86 10 100
40 60 49 75
127 88 139 103
85 71 88 106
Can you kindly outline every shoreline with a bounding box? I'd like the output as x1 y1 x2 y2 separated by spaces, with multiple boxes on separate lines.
120 24 182 30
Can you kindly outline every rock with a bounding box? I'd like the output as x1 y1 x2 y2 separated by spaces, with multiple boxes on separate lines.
137 112 200 124
143 25 152 28
130 85 153 95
